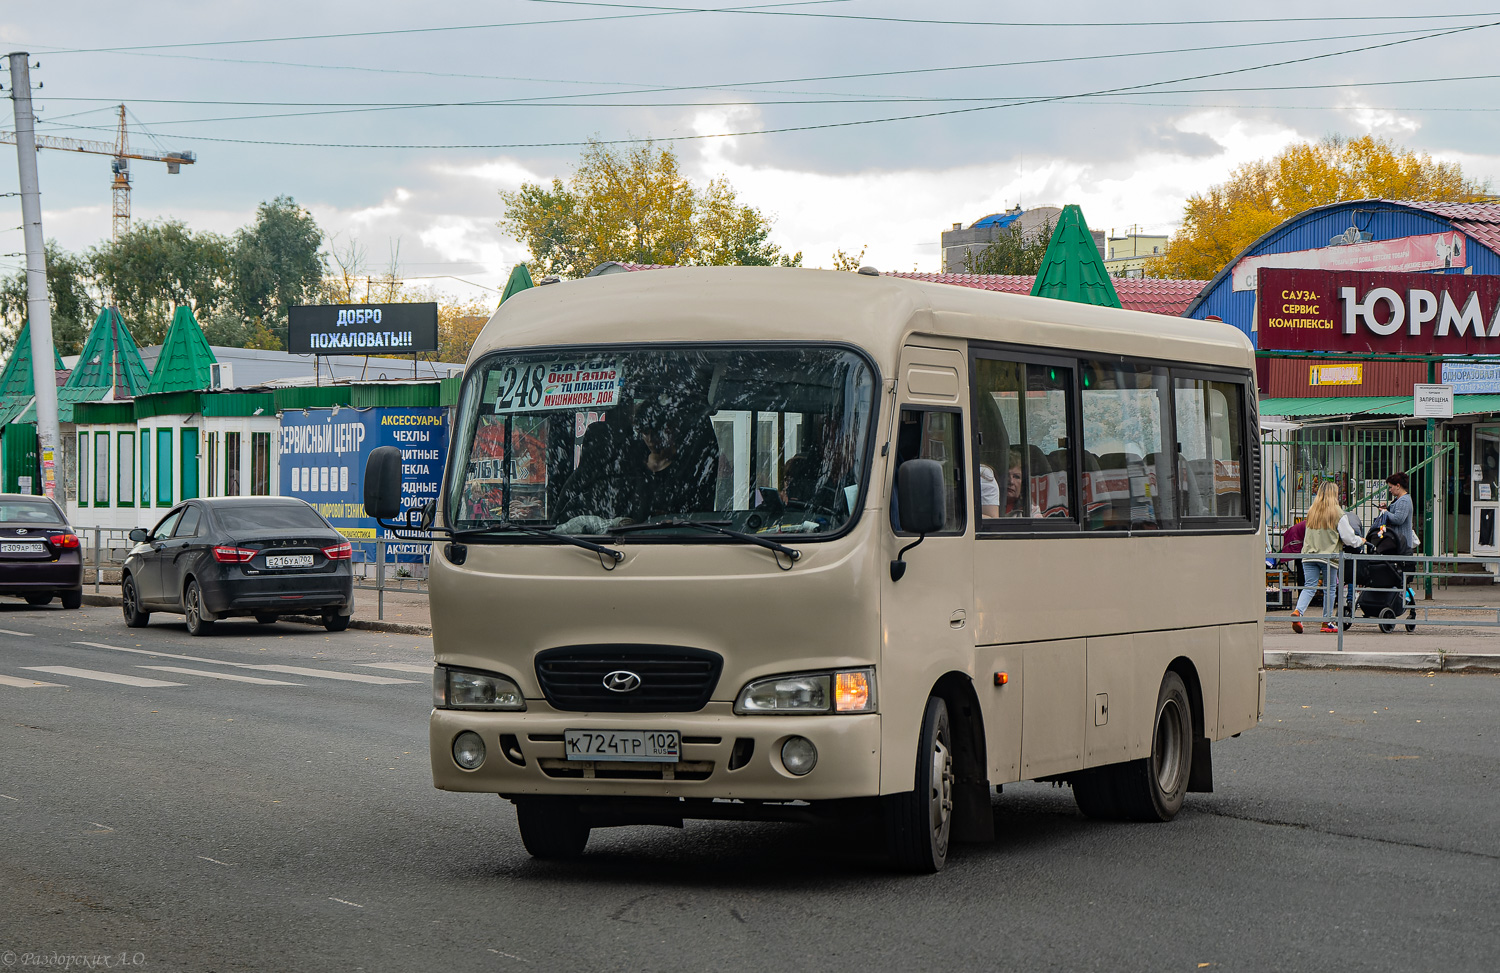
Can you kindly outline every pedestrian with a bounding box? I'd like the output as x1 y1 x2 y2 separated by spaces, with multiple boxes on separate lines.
1337 500 1364 618
1376 471 1417 555
1279 516 1308 602
1292 481 1344 634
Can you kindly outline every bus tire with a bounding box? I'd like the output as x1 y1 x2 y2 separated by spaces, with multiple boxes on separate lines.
1073 671 1192 822
515 798 590 860
883 695 954 873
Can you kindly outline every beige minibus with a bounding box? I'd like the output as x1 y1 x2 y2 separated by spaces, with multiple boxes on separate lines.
364 266 1265 872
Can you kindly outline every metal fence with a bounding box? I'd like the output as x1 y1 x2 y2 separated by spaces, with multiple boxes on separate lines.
75 527 431 622
1263 430 1459 556
1267 551 1500 651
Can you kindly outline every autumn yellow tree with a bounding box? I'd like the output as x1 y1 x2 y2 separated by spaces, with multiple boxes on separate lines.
498 140 800 277
1146 135 1491 280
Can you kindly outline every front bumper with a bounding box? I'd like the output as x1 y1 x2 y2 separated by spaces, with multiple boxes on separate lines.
430 702 882 801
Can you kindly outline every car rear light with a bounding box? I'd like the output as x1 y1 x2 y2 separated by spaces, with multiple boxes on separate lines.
213 546 257 563
49 532 80 549
322 541 352 560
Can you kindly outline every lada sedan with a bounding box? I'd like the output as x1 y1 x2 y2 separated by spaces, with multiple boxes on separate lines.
0 494 83 608
121 497 354 635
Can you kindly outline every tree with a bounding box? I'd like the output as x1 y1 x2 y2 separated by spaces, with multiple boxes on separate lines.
498 139 799 277
0 242 98 357
437 300 493 364
231 195 325 347
829 246 867 272
88 220 233 344
962 220 1053 275
1146 134 1492 280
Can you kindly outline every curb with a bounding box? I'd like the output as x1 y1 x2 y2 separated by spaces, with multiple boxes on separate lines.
80 593 433 637
1264 649 1500 672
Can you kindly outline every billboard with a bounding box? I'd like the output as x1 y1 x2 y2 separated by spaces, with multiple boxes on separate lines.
278 406 448 560
288 303 439 355
1232 232 1466 292
1256 268 1500 355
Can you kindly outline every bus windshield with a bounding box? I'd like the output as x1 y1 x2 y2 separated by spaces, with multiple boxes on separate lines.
447 346 876 538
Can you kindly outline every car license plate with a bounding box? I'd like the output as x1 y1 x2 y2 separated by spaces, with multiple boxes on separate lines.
564 729 680 762
264 554 314 569
1 542 44 553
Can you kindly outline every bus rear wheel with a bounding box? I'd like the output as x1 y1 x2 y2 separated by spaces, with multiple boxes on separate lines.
515 798 590 860
1072 671 1192 822
883 695 954 873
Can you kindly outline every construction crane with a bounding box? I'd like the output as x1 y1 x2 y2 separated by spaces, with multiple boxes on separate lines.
0 104 195 239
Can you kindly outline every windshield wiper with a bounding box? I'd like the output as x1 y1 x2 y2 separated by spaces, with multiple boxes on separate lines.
610 519 801 566
452 524 624 564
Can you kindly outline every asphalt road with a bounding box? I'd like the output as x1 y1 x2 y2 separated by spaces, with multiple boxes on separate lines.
2 602 1496 973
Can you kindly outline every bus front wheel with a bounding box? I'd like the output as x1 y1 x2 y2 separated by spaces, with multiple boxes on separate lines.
1073 671 1192 822
515 798 590 860
884 695 954 873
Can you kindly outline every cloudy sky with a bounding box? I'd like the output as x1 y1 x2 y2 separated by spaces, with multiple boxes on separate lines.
3 2 1500 299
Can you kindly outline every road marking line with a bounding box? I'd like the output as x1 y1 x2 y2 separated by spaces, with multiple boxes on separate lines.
197 856 235 866
23 666 185 688
74 641 230 666
137 666 304 686
329 897 363 908
360 662 431 674
0 794 19 801
88 822 114 832
0 673 64 688
0 628 34 636
243 665 414 684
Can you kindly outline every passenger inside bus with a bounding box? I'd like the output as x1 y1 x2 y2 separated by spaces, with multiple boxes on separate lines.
629 391 719 520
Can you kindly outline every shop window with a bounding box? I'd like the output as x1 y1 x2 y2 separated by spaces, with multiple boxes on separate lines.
1081 360 1175 530
94 432 110 506
140 431 151 506
156 428 173 506
226 432 242 496
206 433 218 498
251 433 271 496
77 432 89 506
117 433 134 507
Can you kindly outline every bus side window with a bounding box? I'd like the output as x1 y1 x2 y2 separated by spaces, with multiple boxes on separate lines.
892 409 965 534
1172 376 1248 521
973 356 1076 524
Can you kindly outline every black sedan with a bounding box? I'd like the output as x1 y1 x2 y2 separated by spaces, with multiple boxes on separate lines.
122 498 355 635
0 494 83 608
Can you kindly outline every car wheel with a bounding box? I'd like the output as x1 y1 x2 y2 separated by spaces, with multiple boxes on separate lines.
515 798 590 860
60 590 82 610
183 580 214 636
254 613 279 625
883 695 954 873
322 611 351 633
121 575 150 628
24 593 52 606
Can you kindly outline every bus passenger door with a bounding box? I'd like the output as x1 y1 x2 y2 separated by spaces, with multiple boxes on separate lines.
879 342 978 796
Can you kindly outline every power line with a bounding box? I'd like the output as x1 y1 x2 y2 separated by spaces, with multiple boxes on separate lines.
524 1 1500 28
35 21 1500 137
32 23 1462 122
36 0 847 54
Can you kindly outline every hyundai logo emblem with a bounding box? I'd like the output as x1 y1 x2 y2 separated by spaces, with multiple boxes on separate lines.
602 670 642 693
14 528 25 535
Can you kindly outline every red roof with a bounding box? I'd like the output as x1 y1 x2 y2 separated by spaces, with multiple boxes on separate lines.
593 262 1207 316
886 272 1207 316
1400 202 1500 258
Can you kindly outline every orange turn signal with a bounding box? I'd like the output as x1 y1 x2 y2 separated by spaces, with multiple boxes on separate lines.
834 670 872 712
994 672 1009 686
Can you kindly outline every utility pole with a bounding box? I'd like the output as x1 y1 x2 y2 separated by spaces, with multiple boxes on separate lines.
6 52 61 499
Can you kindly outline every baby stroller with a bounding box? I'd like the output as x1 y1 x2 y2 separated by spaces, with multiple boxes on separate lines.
1355 524 1417 634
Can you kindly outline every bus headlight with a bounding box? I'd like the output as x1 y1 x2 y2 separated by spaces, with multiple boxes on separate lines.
734 668 876 714
434 666 526 711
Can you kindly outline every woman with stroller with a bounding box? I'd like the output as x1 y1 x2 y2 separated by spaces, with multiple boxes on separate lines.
1292 481 1344 634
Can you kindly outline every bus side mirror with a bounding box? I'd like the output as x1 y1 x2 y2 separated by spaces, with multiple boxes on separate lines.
364 446 403 520
891 459 945 581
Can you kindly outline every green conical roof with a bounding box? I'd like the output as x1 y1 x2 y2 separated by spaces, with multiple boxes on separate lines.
1030 204 1122 309
146 305 218 394
500 264 534 303
64 307 152 396
0 321 66 397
